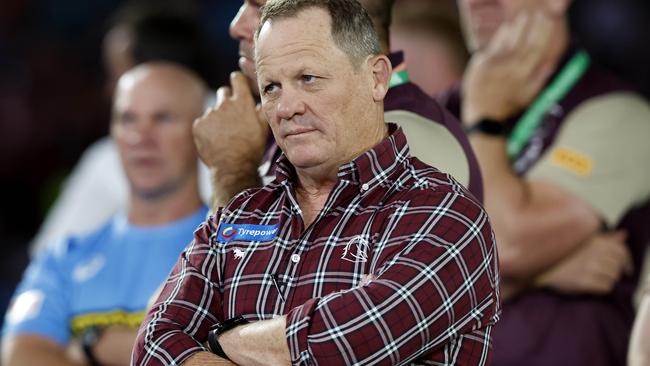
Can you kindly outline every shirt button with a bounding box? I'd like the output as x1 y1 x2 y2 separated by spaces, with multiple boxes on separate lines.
361 183 369 191
291 254 301 263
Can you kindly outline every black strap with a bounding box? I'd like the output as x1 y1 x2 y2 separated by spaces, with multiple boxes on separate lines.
207 316 249 360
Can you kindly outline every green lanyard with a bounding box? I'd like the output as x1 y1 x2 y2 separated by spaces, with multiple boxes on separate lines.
507 50 590 159
388 68 410 89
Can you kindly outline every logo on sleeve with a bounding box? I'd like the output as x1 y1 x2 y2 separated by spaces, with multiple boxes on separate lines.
216 223 279 243
6 290 45 324
550 147 593 176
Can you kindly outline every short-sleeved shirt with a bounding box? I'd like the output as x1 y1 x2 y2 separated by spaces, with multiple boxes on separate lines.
442 46 650 366
132 125 499 366
2 207 207 344
385 51 483 202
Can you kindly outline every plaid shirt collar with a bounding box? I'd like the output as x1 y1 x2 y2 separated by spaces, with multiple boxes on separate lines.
273 123 410 192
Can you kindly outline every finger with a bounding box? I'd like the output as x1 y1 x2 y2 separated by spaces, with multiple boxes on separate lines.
230 71 254 103
216 86 232 106
518 10 554 74
509 11 532 54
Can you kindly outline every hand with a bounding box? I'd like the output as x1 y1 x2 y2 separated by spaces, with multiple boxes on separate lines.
67 326 138 366
462 10 556 125
193 71 269 171
535 231 632 295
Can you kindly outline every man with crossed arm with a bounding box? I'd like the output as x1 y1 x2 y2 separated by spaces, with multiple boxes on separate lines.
132 1 499 365
443 0 650 364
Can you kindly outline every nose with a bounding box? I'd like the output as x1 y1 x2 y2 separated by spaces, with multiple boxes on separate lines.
229 4 256 41
276 88 306 121
122 120 156 148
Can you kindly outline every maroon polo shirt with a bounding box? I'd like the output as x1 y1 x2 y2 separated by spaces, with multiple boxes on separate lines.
442 45 650 366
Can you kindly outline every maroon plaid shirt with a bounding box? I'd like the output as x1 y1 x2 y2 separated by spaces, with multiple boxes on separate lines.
132 125 500 365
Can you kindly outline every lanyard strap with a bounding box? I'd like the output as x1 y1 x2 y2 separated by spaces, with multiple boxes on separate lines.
507 50 591 159
388 62 410 89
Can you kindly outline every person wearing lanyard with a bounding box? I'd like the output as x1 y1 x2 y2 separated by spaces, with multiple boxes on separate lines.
132 1 499 365
446 0 650 364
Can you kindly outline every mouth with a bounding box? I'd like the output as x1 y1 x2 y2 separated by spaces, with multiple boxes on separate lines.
130 156 160 168
283 128 317 139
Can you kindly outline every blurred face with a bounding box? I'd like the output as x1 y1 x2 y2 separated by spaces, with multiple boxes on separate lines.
111 66 204 200
457 0 565 51
229 0 266 93
457 0 521 52
256 8 387 175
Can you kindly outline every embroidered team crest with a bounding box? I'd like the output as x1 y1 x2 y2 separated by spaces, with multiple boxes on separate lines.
341 236 369 263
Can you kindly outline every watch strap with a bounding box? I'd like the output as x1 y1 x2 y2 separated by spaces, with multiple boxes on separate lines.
466 118 509 136
208 316 249 360
81 326 103 366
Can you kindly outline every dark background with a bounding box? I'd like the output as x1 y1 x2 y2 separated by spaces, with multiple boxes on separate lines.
0 0 648 325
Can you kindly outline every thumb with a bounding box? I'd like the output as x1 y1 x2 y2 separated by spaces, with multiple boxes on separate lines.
231 71 254 103
609 230 628 243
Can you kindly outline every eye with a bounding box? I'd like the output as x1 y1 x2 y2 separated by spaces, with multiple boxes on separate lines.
154 112 174 124
116 111 136 125
301 74 317 83
263 82 279 95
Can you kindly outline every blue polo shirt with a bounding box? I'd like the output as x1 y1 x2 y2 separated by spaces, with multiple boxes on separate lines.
2 206 207 344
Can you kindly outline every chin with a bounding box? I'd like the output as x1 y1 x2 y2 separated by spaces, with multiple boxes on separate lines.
286 153 327 170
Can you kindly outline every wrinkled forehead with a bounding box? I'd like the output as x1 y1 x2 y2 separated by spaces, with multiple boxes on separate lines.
256 8 334 50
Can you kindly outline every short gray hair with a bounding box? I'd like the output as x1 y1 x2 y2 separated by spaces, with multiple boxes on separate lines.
256 0 381 67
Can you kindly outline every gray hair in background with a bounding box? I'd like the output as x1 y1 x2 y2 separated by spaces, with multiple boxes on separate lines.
256 0 381 67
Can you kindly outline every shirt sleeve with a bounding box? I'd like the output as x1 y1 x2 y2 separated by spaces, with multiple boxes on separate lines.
385 110 470 189
285 190 500 365
2 242 72 345
527 92 650 228
131 214 225 366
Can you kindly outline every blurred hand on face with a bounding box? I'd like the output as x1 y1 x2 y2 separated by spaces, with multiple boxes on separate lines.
193 71 269 173
462 9 556 124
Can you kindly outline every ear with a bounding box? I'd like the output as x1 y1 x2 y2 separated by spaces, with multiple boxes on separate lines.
367 54 392 102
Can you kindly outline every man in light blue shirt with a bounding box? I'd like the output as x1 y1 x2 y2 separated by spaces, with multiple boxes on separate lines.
2 62 209 366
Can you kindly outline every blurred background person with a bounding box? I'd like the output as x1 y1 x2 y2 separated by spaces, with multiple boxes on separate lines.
446 0 650 364
29 1 221 257
390 0 469 97
0 0 241 328
2 62 209 366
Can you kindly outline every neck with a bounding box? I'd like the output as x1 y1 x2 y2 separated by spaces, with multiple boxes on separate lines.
293 121 387 227
128 175 202 226
294 174 336 229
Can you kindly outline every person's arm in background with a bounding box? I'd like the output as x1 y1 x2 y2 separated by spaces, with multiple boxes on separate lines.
2 244 138 366
3 335 83 366
629 290 650 366
4 328 138 366
501 230 633 300
193 72 269 212
462 10 601 280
